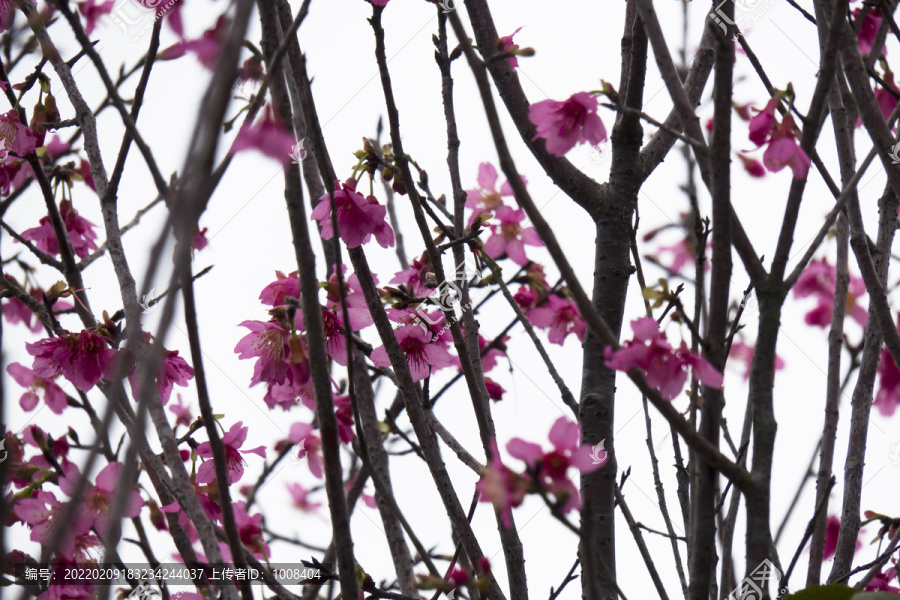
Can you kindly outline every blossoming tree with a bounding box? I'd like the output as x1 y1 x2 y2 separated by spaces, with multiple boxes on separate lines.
2 0 900 600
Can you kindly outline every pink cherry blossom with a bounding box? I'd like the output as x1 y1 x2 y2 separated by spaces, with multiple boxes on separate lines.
311 178 395 249
823 515 841 560
748 97 779 146
128 349 194 405
169 394 193 428
234 319 311 410
370 324 454 382
233 501 270 559
287 482 321 513
728 341 785 381
78 0 114 34
484 376 506 401
793 257 868 328
192 226 209 251
529 92 608 156
159 15 227 69
316 306 373 365
14 490 94 560
195 422 267 485
231 105 296 165
259 270 300 306
0 0 14 32
652 237 710 274
604 317 724 401
26 330 118 392
763 115 811 179
506 416 605 513
528 294 586 345
60 462 143 535
875 320 900 416
7 362 67 414
389 253 432 297
476 439 529 527
864 568 900 593
21 200 99 259
465 162 525 227
853 6 883 56
324 265 372 310
499 27 524 68
0 109 37 157
484 205 542 266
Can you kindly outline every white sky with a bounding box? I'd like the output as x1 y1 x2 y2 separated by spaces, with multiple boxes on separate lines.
3 0 900 598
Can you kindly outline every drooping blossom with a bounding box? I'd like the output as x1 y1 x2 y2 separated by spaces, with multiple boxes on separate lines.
864 568 900 593
0 109 37 157
1 283 71 332
259 270 300 306
26 330 118 392
499 27 524 69
21 200 99 259
195 422 266 485
160 490 222 545
514 285 539 311
333 395 356 444
289 422 323 479
727 340 785 381
853 6 883 56
389 253 432 297
603 317 724 401
311 178 395 249
169 394 193 428
0 0 14 32
286 482 321 513
875 319 900 416
230 105 296 165
748 97 780 146
13 490 94 560
78 0 115 34
822 514 862 560
6 362 67 414
506 416 606 513
528 293 586 345
762 115 811 179
159 15 227 69
465 162 525 227
59 462 143 535
370 324 454 382
128 349 194 405
232 501 270 560
476 439 530 527
484 205 542 266
192 227 209 251
234 319 310 410
484 376 506 401
529 92 608 156
793 257 868 328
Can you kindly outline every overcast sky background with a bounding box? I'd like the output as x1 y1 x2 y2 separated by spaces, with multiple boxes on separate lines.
4 0 900 598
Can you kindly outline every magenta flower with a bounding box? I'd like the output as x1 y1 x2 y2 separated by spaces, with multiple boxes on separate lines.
793 258 868 328
195 422 266 485
26 330 118 392
311 178 395 249
286 482 321 513
231 105 296 165
484 205 542 266
234 319 311 410
324 266 372 310
232 501 270 559
128 349 194 405
738 153 766 178
370 324 454 382
7 362 67 414
763 115 811 179
528 294 586 345
14 490 93 560
192 226 209 251
529 92 608 156
857 70 899 128
727 341 785 381
864 569 900 593
0 0 14 33
60 462 143 535
514 285 539 311
78 0 114 34
748 97 780 146
289 423 323 479
159 15 227 69
169 394 192 428
389 253 432 297
853 6 883 56
875 320 900 416
465 162 525 227
21 200 99 259
306 306 373 366
499 27 524 68
259 270 300 306
506 416 606 513
604 318 724 401
0 109 37 157
823 515 841 560
484 376 506 402
652 237 710 274
1 284 71 332
476 439 529 527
